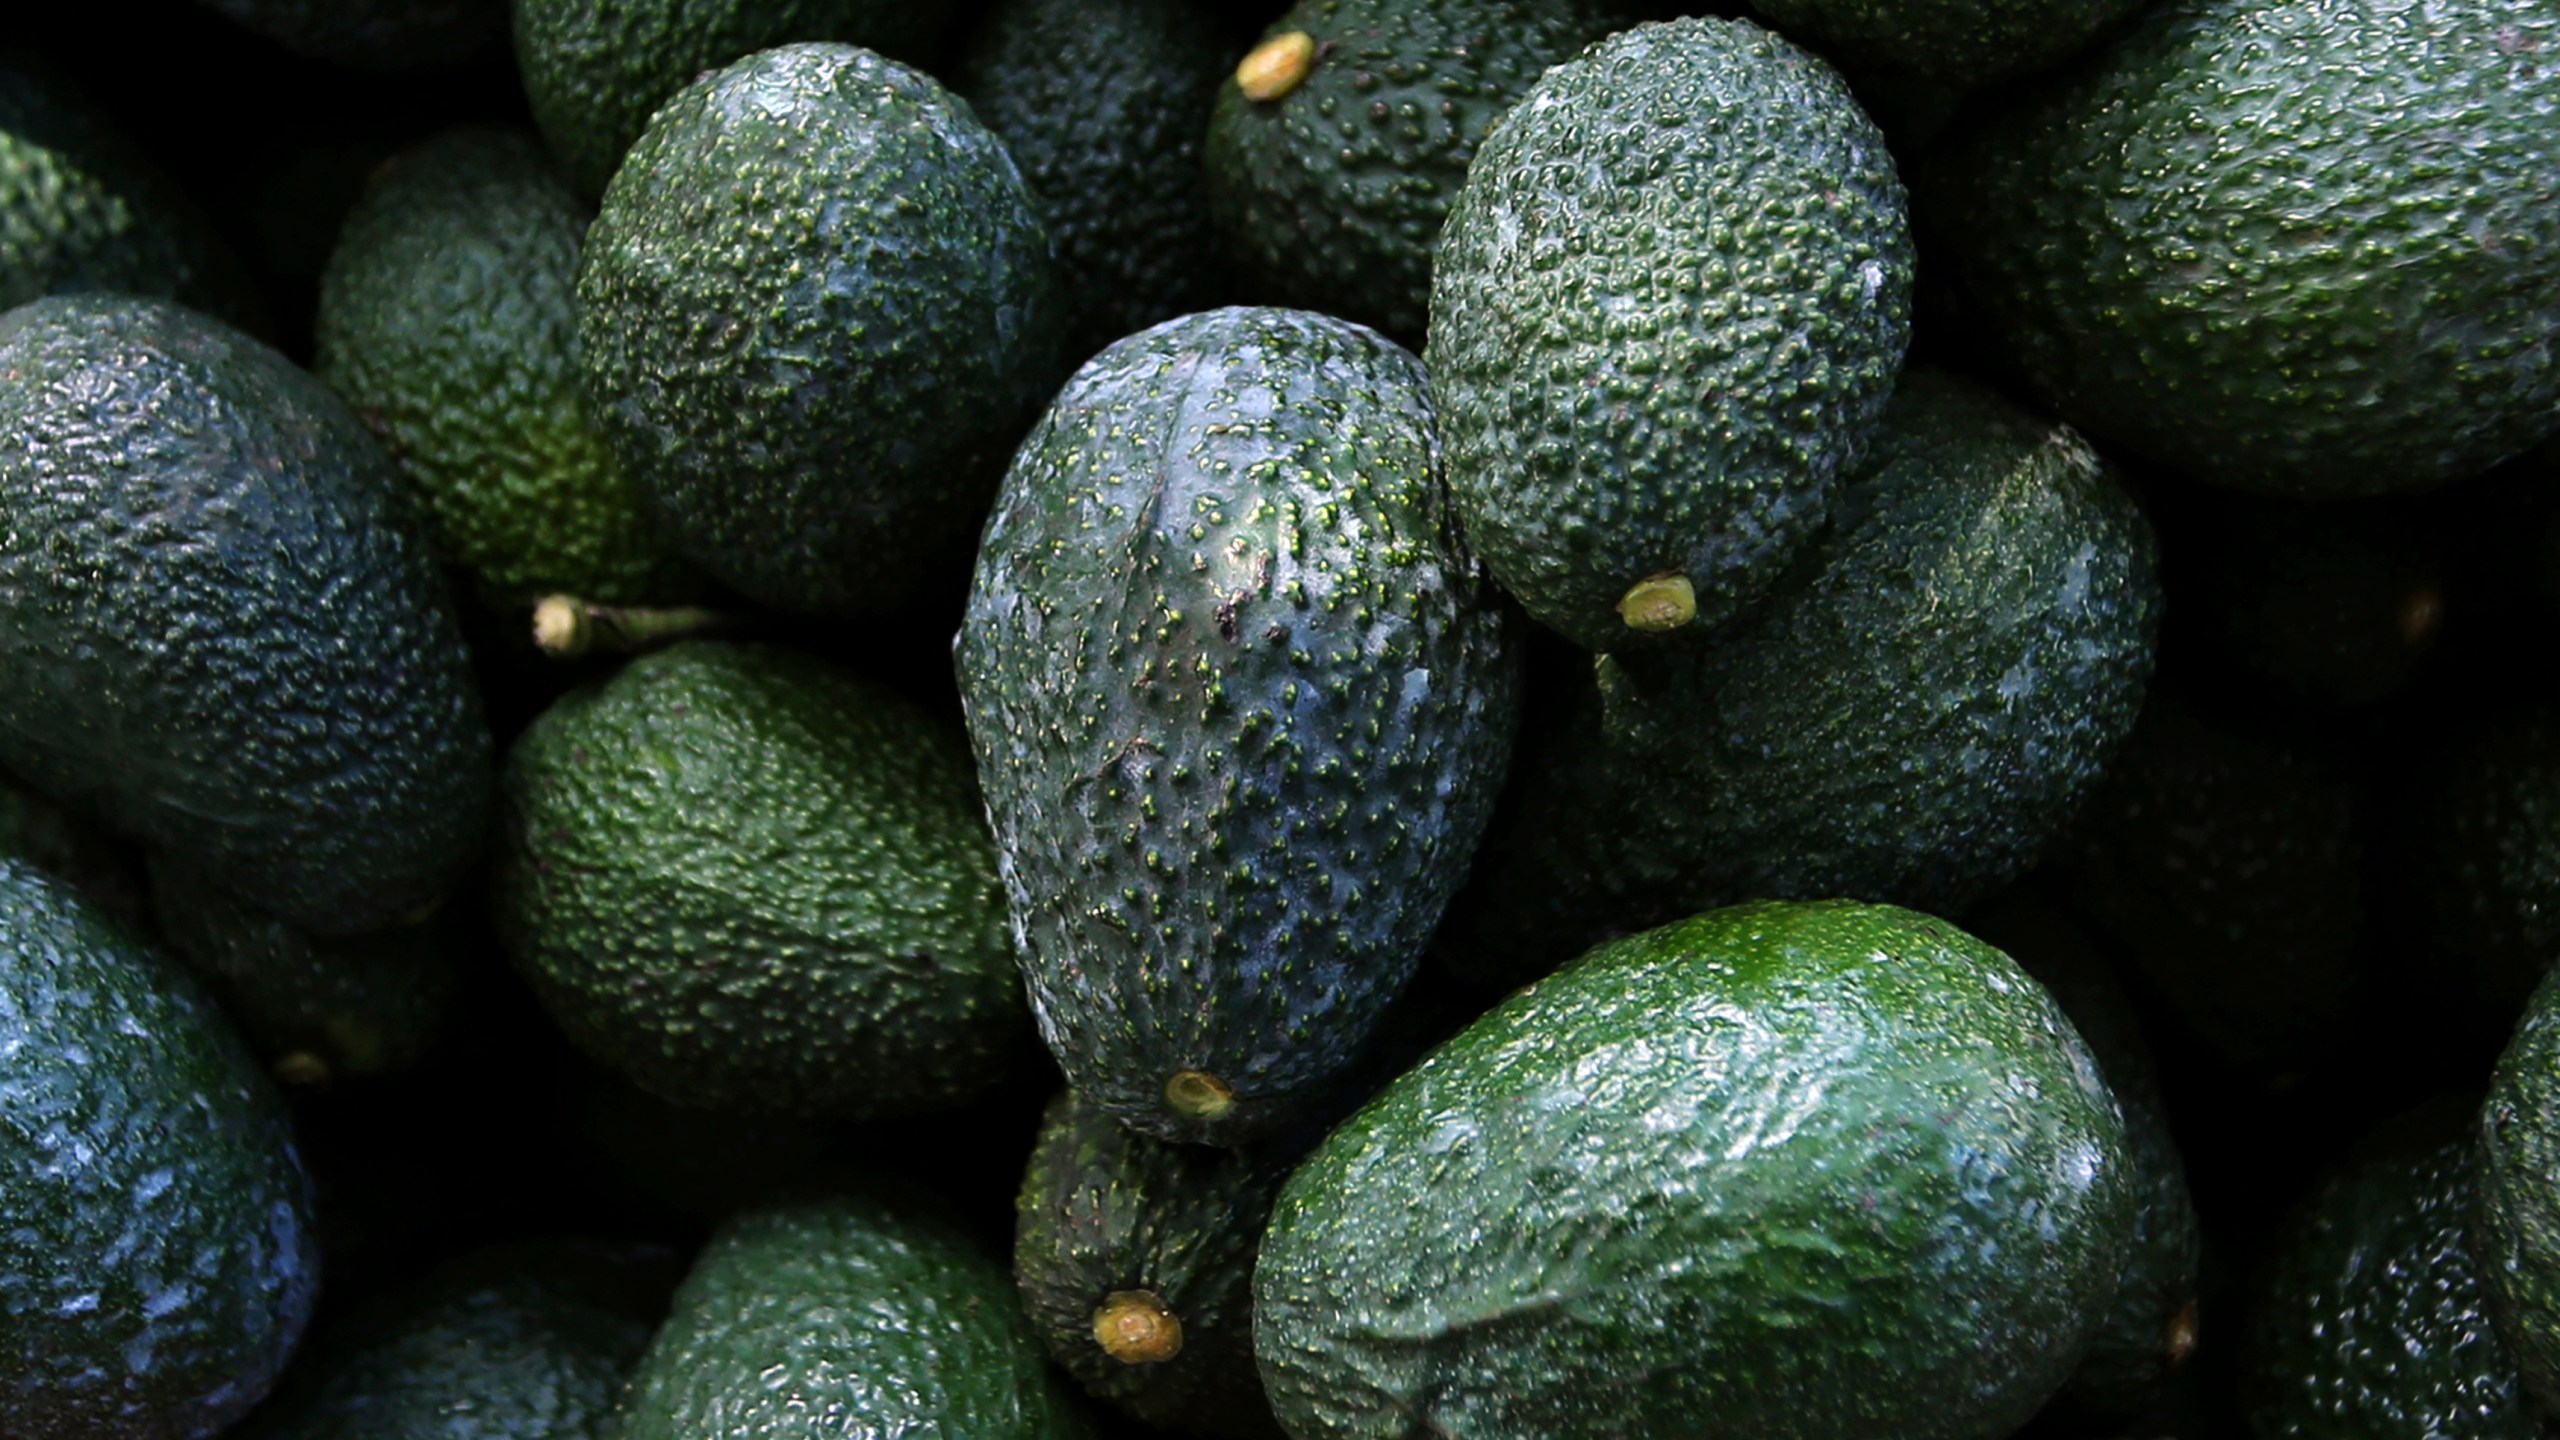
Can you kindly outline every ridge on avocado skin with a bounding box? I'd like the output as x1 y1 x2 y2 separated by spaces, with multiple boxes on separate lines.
0 857 320 1440
0 293 494 939
1929 0 2560 497
1427 15 1914 654
957 305 1521 1147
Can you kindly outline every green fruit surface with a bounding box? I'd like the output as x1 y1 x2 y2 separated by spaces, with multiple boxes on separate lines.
2478 965 2560 1415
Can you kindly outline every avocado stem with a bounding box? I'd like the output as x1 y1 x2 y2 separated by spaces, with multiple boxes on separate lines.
1093 1290 1185 1365
1163 1068 1236 1120
532 595 739 660
1616 573 1698 633
1237 32 1317 103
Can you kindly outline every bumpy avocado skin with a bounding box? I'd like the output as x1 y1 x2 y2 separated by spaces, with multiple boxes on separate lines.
1749 0 2145 87
494 640 1025 1121
0 858 320 1440
958 0 1237 363
1015 1089 1291 1439
1428 16 1912 652
1932 0 2560 497
956 306 1521 1145
513 0 956 196
2249 1130 2535 1439
617 1192 1096 1440
1203 0 1627 344
1256 900 2135 1440
2419 707 2560 1016
194 0 501 67
0 294 493 937
2478 967 2560 1416
577 42 1064 618
0 61 261 329
315 126 689 607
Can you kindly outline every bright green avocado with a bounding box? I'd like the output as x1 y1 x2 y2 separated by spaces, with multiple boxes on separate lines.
1748 0 2146 86
956 305 1520 1145
1255 899 2136 1440
315 125 690 607
2477 966 2560 1415
0 857 320 1440
494 639 1026 1121
577 41 1064 618
615 1190 1095 1440
1427 15 1913 651
0 293 493 937
1930 0 2560 496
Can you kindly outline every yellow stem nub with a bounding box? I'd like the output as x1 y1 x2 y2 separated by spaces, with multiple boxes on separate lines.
2165 1298 2201 1369
532 595 736 660
1616 573 1698 633
272 1051 331 1088
2399 584 2444 646
1163 1069 1235 1120
1093 1290 1185 1365
1237 32 1317 102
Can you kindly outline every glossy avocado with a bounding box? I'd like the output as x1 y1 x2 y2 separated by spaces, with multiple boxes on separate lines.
577 42 1064 618
957 306 1521 1145
1256 900 2136 1440
0 857 320 1440
0 293 493 937
1931 0 2560 496
191 0 502 67
1427 15 1912 651
2477 966 2560 1415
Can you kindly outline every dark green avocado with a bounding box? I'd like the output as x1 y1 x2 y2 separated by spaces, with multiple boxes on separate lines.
192 0 502 66
1748 0 2146 87
512 0 957 196
577 41 1064 618
315 126 690 607
1929 0 2560 496
957 0 1238 362
2417 706 2560 1017
2247 1120 2535 1440
615 1190 1095 1440
494 639 1026 1121
2477 966 2560 1415
0 293 493 937
1202 0 1627 344
956 306 1521 1145
1255 899 2136 1440
1015 1089 1291 1439
0 857 320 1440
1427 15 1913 652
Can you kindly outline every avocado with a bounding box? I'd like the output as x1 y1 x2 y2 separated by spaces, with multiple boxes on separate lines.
245 1241 666 1440
2476 965 2560 1414
0 857 320 1440
148 853 456 1085
494 639 1026 1121
315 126 690 608
1015 1088 1292 1439
616 1189 1096 1440
1443 369 2159 989
1255 899 2135 1440
192 0 501 66
1427 15 1913 651
956 305 1521 1145
1747 0 2146 87
0 58 260 329
957 0 1238 363
2417 706 2560 1017
0 293 493 937
1201 0 1628 345
513 0 958 196
2247 1120 2534 1440
577 42 1064 619
1929 0 2560 497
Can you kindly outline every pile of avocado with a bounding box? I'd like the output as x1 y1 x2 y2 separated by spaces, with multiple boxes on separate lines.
0 0 2554 1436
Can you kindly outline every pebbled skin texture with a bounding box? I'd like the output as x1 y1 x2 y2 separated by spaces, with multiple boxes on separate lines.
1931 0 2560 497
956 306 1521 1145
1015 1088 1292 1440
1255 899 2136 1440
577 42 1064 618
958 0 1238 365
2480 967 2560 1416
512 0 955 197
1443 370 2157 989
0 61 260 330
0 293 493 937
2420 707 2560 1017
315 126 690 607
2250 1127 2536 1439
193 0 501 67
616 1190 1096 1440
0 858 320 1440
493 640 1026 1121
147 852 454 1081
1203 0 1627 345
1748 0 2146 87
1427 16 1913 653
